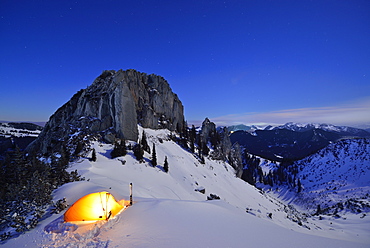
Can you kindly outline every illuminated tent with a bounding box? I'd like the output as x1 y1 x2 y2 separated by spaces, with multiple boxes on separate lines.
64 192 124 222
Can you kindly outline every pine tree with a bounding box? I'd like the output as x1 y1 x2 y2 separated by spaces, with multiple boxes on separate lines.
91 148 97 162
182 121 189 140
297 178 302 193
50 153 69 188
111 139 127 158
163 156 169 173
60 145 70 166
198 138 203 157
74 142 83 157
199 153 205 164
189 125 196 153
202 141 209 156
4 146 24 184
315 204 322 215
141 131 150 153
121 139 127 156
190 139 195 153
151 143 157 167
190 125 196 144
133 143 144 162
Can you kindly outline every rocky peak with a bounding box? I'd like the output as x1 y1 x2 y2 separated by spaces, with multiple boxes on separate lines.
27 69 185 155
200 117 216 144
200 118 243 178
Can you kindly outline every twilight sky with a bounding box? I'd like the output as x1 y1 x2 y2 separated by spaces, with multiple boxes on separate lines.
1 0 369 128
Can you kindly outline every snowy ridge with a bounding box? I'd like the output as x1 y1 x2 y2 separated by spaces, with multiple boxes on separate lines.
227 122 370 137
294 138 370 212
254 138 370 214
273 122 370 136
0 122 42 138
3 128 370 247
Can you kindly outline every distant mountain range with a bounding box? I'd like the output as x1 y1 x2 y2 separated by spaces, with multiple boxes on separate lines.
0 120 46 127
228 122 370 135
0 122 43 159
273 122 370 136
230 122 370 162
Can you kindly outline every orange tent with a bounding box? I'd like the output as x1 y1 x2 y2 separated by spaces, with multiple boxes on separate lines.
64 192 124 222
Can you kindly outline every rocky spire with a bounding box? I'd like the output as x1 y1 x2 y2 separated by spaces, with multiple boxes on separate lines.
200 117 244 178
27 69 185 155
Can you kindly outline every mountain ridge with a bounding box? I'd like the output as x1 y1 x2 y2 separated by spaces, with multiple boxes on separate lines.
230 122 370 162
228 122 370 137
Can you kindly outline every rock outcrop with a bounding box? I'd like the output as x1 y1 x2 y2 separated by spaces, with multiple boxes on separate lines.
27 69 185 155
199 118 217 145
200 118 243 178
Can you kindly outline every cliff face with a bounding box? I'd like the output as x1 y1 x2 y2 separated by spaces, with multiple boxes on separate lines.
28 69 185 154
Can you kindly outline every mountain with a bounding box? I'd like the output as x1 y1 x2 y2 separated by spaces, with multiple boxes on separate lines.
250 138 370 218
273 122 370 137
0 122 42 137
292 138 370 214
230 122 370 162
2 128 369 247
230 128 341 161
2 70 369 247
0 122 43 159
227 124 257 132
27 69 185 155
226 124 272 133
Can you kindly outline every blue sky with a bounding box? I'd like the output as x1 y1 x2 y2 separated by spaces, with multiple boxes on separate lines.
1 0 369 128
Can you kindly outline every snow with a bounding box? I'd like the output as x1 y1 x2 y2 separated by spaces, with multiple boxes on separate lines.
2 128 369 247
0 123 41 138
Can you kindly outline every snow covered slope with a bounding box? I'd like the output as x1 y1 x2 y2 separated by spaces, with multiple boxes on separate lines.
3 128 369 247
294 138 370 213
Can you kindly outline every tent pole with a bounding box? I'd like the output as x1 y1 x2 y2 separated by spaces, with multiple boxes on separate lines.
130 183 133 206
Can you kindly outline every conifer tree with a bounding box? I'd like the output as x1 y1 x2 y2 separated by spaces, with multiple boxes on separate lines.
189 125 196 153
133 143 144 162
141 131 150 153
190 139 195 153
202 140 209 156
151 143 157 167
199 153 205 164
198 138 203 157
297 178 302 193
4 146 25 183
121 139 127 155
74 142 83 157
163 156 169 173
91 148 97 162
182 121 189 140
111 139 127 158
60 145 70 166
315 204 322 215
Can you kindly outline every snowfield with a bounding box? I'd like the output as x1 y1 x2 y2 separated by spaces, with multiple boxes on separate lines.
3 128 370 247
